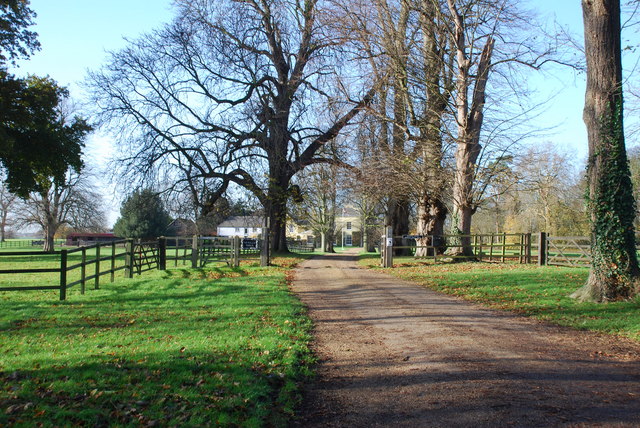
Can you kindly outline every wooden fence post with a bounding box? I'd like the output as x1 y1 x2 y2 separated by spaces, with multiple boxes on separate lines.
125 239 134 278
158 236 167 271
502 232 507 262
432 235 438 263
261 227 270 267
538 232 547 266
473 235 479 258
525 233 532 264
383 226 393 268
489 234 494 261
81 247 86 294
110 242 116 282
233 236 241 267
60 249 68 301
95 244 101 289
191 235 199 268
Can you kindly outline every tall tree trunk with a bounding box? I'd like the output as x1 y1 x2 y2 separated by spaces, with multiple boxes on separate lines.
415 194 447 257
572 0 639 302
265 167 292 253
447 0 494 258
387 197 410 256
43 223 55 252
450 140 481 258
0 212 6 242
414 1 449 259
266 193 289 253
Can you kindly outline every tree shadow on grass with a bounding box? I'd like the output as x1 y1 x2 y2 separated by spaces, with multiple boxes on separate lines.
0 347 305 427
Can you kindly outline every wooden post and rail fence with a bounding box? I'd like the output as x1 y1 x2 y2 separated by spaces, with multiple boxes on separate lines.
0 234 269 300
380 231 640 268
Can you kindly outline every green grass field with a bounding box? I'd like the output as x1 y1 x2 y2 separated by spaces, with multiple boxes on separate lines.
0 255 314 427
360 254 640 341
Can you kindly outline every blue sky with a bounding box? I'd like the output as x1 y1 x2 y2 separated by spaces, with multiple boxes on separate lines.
15 0 174 91
9 0 629 223
14 0 589 157
12 0 175 222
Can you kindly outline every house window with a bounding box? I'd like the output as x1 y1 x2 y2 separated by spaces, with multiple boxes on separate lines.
288 225 294 233
345 235 353 246
346 221 352 230
244 228 248 235
235 227 240 233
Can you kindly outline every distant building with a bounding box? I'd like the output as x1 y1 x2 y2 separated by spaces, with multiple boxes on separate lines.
165 218 196 236
335 205 362 246
217 216 263 237
217 215 314 243
286 218 315 244
65 233 119 246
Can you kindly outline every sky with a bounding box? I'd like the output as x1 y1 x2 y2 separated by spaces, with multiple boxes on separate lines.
12 0 175 224
8 0 631 225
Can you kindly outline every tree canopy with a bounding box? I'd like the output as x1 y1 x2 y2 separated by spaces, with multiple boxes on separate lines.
113 189 172 239
0 74 89 196
0 0 39 67
88 0 375 251
0 1 89 197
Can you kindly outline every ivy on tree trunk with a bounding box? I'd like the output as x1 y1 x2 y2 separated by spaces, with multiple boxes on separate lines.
572 0 639 302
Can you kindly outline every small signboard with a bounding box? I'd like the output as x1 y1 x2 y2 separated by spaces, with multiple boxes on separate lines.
386 238 393 247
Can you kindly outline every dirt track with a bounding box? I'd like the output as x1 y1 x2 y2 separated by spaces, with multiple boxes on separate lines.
290 250 640 427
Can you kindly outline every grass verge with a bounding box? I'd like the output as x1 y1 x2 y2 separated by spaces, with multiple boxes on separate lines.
0 255 313 427
360 254 640 341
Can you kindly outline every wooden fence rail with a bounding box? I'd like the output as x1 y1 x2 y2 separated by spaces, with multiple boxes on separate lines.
0 240 129 300
0 234 270 300
0 239 65 249
383 232 533 265
545 236 591 267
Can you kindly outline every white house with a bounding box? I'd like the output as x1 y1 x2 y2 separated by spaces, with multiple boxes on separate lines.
335 205 361 246
216 216 263 237
216 215 314 242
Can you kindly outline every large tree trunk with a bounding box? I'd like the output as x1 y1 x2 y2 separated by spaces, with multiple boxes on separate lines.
450 140 481 258
266 191 289 253
414 1 449 259
0 214 6 242
387 197 410 256
43 222 56 253
571 0 639 302
265 160 292 253
447 0 493 259
415 194 447 257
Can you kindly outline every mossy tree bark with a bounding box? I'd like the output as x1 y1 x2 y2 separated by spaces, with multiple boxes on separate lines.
572 0 640 302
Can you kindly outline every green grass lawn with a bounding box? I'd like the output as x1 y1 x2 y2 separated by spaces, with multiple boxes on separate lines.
360 253 640 341
0 255 314 427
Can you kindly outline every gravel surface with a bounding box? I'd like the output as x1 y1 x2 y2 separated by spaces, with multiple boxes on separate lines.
290 250 640 427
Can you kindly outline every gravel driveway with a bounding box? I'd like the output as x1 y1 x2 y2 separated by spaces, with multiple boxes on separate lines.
290 250 640 427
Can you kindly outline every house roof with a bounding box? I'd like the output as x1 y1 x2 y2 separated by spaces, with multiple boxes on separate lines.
337 206 359 217
165 218 196 236
66 233 116 238
217 216 264 228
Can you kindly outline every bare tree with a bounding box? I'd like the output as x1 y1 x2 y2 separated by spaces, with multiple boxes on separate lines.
0 181 17 242
571 0 639 302
88 0 375 252
437 0 568 257
444 0 500 257
19 171 106 252
291 164 339 252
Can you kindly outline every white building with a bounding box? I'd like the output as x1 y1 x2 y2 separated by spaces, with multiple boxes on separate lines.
335 205 362 246
216 216 263 237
